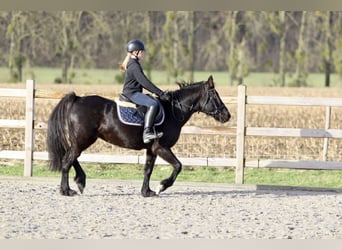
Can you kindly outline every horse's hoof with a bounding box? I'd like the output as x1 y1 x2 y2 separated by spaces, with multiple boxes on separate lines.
60 189 78 196
77 183 85 194
74 177 86 194
141 189 158 198
156 184 165 195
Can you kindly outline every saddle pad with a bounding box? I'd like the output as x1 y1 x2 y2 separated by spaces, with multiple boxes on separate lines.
116 102 164 127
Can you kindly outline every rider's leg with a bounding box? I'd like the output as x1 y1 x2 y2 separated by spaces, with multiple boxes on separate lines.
143 104 163 143
129 92 163 143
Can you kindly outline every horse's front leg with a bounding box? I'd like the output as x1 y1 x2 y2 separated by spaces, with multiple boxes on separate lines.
141 148 158 197
152 145 182 195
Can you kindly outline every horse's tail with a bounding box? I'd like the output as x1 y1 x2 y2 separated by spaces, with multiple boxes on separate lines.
47 92 77 172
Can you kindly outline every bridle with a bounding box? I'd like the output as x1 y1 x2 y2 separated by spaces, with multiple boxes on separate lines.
200 88 226 117
170 84 225 121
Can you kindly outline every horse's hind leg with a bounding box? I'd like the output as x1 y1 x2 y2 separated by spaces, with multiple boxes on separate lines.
73 160 86 194
60 161 77 196
60 151 80 196
141 149 158 197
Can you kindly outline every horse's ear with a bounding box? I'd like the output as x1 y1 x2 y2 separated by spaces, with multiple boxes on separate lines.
207 75 214 88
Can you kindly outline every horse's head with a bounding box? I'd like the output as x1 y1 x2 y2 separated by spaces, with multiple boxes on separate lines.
172 75 231 123
200 75 231 123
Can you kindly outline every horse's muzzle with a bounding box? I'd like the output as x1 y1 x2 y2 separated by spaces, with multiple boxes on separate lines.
215 107 231 123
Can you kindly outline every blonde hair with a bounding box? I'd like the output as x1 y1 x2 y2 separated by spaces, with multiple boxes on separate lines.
119 53 131 72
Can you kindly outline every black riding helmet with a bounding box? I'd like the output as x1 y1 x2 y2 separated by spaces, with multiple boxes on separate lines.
126 39 146 53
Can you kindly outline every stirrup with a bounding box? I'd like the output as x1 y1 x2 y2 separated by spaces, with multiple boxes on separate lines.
143 128 163 143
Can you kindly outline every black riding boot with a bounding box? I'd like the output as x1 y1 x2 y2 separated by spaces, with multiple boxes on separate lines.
143 106 163 143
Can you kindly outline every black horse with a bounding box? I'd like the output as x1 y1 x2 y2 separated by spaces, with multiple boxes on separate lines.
47 75 231 197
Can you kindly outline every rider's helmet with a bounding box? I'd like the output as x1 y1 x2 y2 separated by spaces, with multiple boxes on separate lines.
126 39 146 53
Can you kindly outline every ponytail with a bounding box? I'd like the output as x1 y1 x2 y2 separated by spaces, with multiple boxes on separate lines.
119 53 131 72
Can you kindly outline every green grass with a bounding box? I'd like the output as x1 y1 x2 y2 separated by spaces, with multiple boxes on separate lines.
1 161 341 189
1 67 342 88
244 168 342 188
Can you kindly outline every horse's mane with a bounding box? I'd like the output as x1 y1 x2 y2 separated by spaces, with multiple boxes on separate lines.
176 80 204 90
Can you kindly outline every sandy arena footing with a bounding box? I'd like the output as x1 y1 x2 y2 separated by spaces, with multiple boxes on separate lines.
0 176 341 239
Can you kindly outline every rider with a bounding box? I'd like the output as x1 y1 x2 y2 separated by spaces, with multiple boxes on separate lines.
119 39 171 143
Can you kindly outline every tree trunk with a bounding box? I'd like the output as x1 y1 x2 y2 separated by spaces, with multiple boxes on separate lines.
62 56 69 83
278 11 286 87
8 25 16 82
293 11 308 86
324 11 333 87
163 11 180 82
173 17 179 79
236 39 247 85
228 11 238 86
187 11 195 83
144 11 154 79
7 11 26 83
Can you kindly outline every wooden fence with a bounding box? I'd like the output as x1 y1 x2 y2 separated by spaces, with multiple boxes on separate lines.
0 80 35 176
235 85 342 184
1 80 342 183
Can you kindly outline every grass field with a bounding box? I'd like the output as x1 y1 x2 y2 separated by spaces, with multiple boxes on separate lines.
1 67 342 88
1 160 342 189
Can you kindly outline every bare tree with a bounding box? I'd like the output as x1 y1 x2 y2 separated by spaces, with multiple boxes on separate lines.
332 12 342 82
162 11 184 82
323 11 333 87
50 11 112 83
261 11 287 86
144 11 161 80
223 11 250 85
52 11 84 83
184 11 196 82
293 11 308 86
0 11 341 85
225 11 238 86
5 11 38 82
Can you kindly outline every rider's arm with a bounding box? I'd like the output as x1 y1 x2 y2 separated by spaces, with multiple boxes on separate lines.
131 62 164 97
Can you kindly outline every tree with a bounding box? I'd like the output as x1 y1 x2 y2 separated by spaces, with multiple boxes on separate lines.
162 11 183 82
144 11 161 80
225 11 238 86
292 11 308 87
1 10 342 84
332 12 342 82
223 11 250 85
323 11 334 87
51 11 111 83
278 11 286 87
4 11 58 83
5 11 34 82
260 11 287 86
51 11 83 83
186 11 196 82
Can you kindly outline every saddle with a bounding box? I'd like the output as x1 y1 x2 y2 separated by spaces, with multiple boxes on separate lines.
116 93 165 127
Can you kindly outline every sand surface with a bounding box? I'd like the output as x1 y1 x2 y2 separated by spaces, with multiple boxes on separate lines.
0 176 341 239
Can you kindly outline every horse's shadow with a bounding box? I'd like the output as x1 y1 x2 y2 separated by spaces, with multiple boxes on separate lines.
84 185 342 198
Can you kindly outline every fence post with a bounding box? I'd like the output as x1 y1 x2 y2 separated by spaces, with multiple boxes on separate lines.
235 84 247 184
323 106 331 161
24 80 35 177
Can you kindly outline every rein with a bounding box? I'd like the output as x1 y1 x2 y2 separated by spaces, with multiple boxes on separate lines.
170 92 194 122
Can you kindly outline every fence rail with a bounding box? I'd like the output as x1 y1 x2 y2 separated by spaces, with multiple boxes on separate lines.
1 81 342 183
